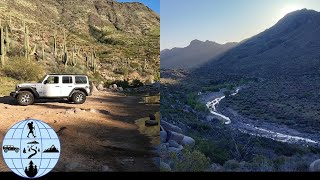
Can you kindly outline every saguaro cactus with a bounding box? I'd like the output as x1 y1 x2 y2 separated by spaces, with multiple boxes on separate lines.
24 26 30 61
53 30 57 59
62 29 69 66
71 44 77 66
5 26 9 52
0 26 5 66
8 15 12 33
42 42 45 60
91 49 97 72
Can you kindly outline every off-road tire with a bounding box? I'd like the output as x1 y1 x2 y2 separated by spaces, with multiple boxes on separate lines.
17 91 34 106
71 91 86 104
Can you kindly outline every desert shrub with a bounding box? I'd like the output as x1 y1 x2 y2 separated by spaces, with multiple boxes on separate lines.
1 57 45 81
154 71 160 81
187 93 208 112
223 160 241 171
103 79 114 87
115 67 129 76
194 137 231 165
113 80 130 88
131 79 143 88
189 122 212 133
50 64 87 75
224 90 232 97
130 62 140 69
250 155 274 172
172 147 210 172
89 71 104 83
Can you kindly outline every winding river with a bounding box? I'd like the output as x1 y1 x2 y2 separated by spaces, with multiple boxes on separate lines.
205 88 320 146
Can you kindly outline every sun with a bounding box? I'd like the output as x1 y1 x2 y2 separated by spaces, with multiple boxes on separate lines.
279 4 304 19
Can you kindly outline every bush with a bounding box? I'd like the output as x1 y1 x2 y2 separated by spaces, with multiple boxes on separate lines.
131 79 143 88
1 57 45 81
223 160 241 171
173 147 211 172
115 67 129 76
187 93 208 112
224 90 232 97
113 80 130 88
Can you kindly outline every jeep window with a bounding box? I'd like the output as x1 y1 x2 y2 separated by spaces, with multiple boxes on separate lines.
47 76 59 84
75 76 87 84
62 76 73 84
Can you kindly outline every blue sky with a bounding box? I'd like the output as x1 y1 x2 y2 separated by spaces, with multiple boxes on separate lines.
117 0 160 14
161 0 320 50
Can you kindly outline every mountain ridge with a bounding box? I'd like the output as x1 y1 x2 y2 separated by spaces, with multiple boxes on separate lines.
161 39 237 69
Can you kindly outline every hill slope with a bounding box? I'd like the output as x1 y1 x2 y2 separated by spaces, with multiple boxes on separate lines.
192 9 320 134
161 40 237 69
0 0 160 86
197 9 320 78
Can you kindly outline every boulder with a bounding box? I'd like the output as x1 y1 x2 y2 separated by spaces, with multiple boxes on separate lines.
149 114 156 120
145 120 159 126
168 147 181 153
160 131 167 143
92 84 99 92
161 120 183 133
168 140 180 148
160 162 171 171
310 159 320 172
181 136 195 147
97 84 104 91
118 87 124 91
167 131 185 144
112 84 118 89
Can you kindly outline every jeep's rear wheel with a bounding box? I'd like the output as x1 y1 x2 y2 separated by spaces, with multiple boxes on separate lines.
17 91 34 106
72 91 86 104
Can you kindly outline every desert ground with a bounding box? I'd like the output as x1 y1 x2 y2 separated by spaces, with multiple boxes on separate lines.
0 91 159 172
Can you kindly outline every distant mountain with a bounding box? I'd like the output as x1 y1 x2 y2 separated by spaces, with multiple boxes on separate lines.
196 8 320 78
160 40 237 69
191 9 320 134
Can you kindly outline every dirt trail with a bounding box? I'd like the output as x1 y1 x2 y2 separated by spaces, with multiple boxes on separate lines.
0 91 159 172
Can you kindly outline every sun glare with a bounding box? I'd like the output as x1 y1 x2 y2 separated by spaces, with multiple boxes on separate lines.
279 4 304 19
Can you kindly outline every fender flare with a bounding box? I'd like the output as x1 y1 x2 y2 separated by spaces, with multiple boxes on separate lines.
68 88 88 97
17 87 40 98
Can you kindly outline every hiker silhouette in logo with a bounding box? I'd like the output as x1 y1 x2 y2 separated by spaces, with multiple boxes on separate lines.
27 122 36 138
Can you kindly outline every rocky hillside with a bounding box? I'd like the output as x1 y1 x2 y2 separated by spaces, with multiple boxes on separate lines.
161 40 237 69
0 0 160 87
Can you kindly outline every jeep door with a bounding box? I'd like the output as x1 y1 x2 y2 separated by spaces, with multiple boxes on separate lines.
60 76 74 97
43 76 61 97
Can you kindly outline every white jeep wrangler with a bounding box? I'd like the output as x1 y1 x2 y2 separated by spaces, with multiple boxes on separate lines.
10 74 92 106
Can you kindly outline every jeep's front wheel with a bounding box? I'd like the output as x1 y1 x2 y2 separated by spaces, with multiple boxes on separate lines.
72 91 86 104
17 91 34 106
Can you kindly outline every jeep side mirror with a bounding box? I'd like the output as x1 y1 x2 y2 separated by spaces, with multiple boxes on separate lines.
43 80 48 84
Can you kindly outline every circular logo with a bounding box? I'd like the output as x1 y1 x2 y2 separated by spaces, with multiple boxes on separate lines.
2 119 61 178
